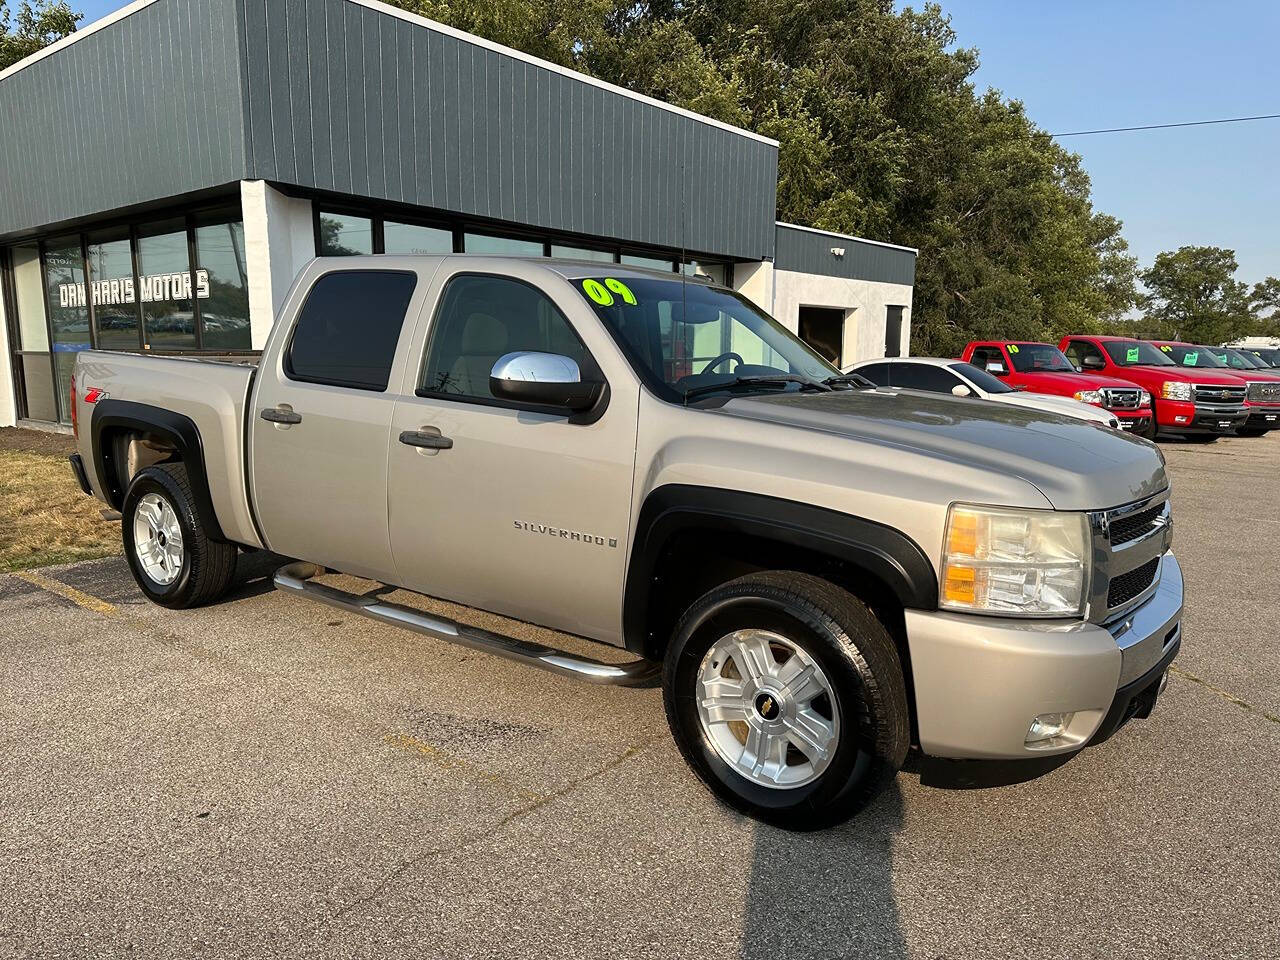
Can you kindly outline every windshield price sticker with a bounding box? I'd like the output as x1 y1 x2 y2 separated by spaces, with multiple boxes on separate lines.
1182 351 1198 366
582 278 637 306
1007 344 1020 353
1126 347 1140 363
1160 344 1172 352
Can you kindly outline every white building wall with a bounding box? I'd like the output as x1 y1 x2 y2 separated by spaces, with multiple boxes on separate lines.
241 180 315 349
771 268 913 367
0 282 14 427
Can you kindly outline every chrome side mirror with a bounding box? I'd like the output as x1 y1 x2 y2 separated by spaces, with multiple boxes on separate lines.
985 362 1007 375
489 351 605 413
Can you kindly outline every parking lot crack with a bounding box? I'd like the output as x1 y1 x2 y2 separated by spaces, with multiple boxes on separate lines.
1170 665 1280 725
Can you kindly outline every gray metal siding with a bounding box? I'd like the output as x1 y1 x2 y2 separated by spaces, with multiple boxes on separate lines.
775 224 916 286
237 0 777 260
0 0 246 237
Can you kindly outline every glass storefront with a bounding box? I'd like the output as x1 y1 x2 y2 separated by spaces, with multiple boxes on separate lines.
383 220 452 255
317 212 374 256
2 204 251 424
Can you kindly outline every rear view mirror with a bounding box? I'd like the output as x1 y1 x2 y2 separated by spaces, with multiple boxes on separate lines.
489 351 605 413
985 362 1007 375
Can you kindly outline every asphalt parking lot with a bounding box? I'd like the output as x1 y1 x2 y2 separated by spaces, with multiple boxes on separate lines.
2 435 1278 959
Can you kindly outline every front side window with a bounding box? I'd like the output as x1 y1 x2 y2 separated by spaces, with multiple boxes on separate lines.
890 363 962 394
285 271 417 390
1103 340 1174 367
1007 343 1075 373
419 274 593 401
968 346 1006 372
574 274 837 402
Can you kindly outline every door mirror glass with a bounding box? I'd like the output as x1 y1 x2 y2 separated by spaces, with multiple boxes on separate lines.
985 361 1007 375
1081 354 1106 371
489 351 604 411
951 383 972 397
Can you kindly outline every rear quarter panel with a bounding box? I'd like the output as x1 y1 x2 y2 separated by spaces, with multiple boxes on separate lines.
73 351 261 547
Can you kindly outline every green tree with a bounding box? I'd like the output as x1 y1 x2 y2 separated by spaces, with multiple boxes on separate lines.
1137 246 1254 345
384 0 1138 354
0 0 80 70
1250 277 1280 337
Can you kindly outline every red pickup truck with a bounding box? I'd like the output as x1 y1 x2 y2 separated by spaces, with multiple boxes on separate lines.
961 341 1153 433
1059 335 1249 440
1153 341 1280 437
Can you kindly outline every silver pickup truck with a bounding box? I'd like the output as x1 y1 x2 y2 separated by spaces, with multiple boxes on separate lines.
68 256 1183 829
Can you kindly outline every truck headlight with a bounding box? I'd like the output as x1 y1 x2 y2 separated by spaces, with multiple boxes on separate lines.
1073 390 1104 405
1138 389 1152 406
940 505 1090 617
1161 381 1192 401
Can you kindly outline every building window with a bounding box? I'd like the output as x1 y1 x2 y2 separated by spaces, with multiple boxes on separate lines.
43 235 89 420
622 253 676 272
137 219 197 350
194 217 251 350
884 305 904 358
86 227 140 351
318 211 374 256
6 243 58 422
383 220 453 255
550 244 615 263
462 232 543 256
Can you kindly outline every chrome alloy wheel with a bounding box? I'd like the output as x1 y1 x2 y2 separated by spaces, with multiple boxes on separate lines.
132 492 184 586
696 629 840 789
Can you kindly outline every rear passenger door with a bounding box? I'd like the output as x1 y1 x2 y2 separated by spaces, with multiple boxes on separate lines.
386 266 639 644
251 267 428 583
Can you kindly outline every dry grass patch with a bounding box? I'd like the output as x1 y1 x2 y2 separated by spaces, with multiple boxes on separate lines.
0 449 121 572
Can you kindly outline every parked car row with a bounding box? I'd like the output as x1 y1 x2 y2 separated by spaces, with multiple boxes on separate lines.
847 335 1280 443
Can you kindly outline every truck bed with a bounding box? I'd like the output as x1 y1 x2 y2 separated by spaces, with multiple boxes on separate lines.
73 350 263 548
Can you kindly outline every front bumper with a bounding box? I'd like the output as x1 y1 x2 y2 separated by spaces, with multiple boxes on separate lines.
1111 410 1152 432
1156 400 1247 434
904 551 1183 759
1244 405 1280 429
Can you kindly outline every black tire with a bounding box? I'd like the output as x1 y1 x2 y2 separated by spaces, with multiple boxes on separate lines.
121 462 237 609
1139 405 1159 440
1183 435 1219 444
663 571 909 831
1236 428 1268 438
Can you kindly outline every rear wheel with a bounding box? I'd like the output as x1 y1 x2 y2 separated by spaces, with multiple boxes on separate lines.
662 571 909 831
122 463 237 608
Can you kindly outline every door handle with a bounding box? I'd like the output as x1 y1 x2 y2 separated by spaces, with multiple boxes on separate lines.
399 429 453 450
260 406 302 425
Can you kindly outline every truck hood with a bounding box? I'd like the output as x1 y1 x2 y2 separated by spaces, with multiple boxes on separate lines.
1011 370 1136 392
720 389 1167 512
1131 365 1248 385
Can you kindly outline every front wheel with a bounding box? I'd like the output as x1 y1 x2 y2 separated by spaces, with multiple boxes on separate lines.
122 463 237 609
662 571 909 831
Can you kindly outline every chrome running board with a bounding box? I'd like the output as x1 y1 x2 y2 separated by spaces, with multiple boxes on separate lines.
273 562 660 687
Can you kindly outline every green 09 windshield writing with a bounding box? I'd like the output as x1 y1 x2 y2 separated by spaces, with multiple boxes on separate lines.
581 278 636 306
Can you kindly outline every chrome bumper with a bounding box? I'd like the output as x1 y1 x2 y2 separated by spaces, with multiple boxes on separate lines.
904 552 1184 759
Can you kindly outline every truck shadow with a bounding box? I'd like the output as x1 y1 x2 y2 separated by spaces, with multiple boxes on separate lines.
740 780 907 960
216 549 295 603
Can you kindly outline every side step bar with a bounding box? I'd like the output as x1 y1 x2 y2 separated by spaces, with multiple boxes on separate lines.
273 562 660 687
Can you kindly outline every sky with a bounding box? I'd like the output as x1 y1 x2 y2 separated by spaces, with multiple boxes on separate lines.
71 0 1279 288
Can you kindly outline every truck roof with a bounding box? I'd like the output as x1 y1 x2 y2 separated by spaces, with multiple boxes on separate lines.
311 254 714 285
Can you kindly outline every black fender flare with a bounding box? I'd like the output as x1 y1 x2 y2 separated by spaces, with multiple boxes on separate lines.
622 484 938 656
90 399 227 542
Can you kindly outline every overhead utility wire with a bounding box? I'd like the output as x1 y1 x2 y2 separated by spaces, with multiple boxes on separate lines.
1052 113 1280 137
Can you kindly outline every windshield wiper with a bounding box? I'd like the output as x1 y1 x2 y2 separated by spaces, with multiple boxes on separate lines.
822 373 876 389
682 374 833 404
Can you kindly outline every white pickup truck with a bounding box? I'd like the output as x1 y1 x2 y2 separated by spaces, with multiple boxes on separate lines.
68 256 1183 829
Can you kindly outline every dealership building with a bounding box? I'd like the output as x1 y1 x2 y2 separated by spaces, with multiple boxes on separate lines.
0 0 916 430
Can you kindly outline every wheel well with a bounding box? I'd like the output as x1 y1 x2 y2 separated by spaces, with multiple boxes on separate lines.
642 528 919 740
100 427 181 508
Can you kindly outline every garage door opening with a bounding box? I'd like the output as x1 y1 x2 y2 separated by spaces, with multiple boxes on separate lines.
798 306 846 367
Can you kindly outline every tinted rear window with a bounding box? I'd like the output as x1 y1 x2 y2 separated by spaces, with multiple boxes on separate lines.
285 271 417 390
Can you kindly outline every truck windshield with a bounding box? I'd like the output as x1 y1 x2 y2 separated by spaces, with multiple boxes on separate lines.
1215 348 1267 370
1007 344 1075 373
1250 348 1280 366
1159 344 1227 368
1103 340 1175 367
573 275 839 402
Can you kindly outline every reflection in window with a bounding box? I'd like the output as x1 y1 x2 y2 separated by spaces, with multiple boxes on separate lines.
551 244 615 262
318 212 373 256
383 220 452 255
137 220 196 350
682 261 727 285
43 236 89 421
87 228 141 350
463 233 543 256
621 253 675 272
194 219 252 350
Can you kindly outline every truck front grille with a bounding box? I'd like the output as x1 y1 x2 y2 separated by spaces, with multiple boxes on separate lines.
1102 387 1143 410
1107 557 1160 608
1193 384 1246 405
1108 504 1164 546
1246 380 1280 403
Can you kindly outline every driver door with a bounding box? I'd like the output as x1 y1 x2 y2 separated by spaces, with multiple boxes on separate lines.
387 266 639 644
